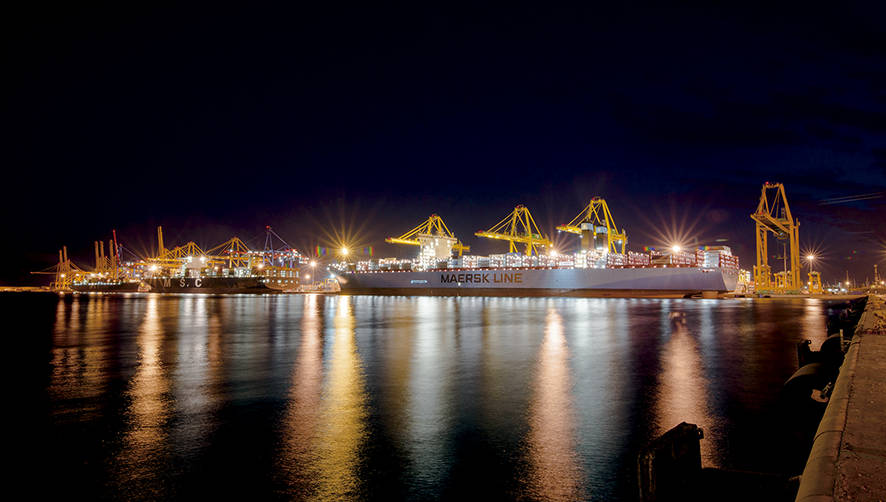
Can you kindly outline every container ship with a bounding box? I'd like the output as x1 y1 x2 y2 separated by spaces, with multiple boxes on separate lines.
140 232 301 294
334 202 740 298
39 227 304 294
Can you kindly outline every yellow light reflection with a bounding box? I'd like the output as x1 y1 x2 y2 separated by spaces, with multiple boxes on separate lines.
316 295 368 500
279 294 325 492
119 295 170 474
525 309 583 501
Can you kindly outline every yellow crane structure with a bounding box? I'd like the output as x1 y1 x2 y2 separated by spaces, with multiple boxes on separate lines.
149 241 208 273
385 214 470 256
205 236 253 268
475 205 552 256
31 246 87 290
751 182 800 292
556 197 627 254
808 271 823 294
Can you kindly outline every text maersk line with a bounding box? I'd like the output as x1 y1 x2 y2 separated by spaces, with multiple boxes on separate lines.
437 272 524 284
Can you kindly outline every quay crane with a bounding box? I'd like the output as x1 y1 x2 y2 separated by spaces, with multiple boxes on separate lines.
556 197 626 254
751 182 800 292
386 214 469 268
475 205 551 256
386 214 469 255
31 246 86 290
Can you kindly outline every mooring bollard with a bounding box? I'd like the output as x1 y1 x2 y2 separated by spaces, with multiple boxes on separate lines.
637 422 704 502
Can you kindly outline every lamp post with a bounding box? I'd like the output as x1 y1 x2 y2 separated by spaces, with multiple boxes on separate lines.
806 254 815 272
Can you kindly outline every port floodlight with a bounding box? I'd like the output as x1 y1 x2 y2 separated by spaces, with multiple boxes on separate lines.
310 260 317 267
305 274 311 280
341 247 349 256
806 254 815 261
671 245 682 253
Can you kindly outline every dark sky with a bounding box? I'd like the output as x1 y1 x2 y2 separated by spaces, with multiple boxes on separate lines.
3 3 885 285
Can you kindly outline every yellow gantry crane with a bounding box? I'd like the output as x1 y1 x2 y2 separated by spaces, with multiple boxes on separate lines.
475 205 552 256
205 236 253 268
31 246 86 290
385 214 470 256
751 182 800 292
556 197 627 254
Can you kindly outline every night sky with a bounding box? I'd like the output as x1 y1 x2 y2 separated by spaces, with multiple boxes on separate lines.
4 3 885 285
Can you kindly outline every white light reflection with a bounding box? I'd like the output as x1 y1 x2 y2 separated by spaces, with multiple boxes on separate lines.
656 305 717 465
405 297 456 492
524 308 583 500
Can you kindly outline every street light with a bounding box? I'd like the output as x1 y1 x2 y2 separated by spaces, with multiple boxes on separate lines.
806 254 815 272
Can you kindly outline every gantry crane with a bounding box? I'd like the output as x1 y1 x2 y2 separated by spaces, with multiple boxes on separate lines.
31 246 86 290
475 205 552 256
205 236 252 268
556 197 626 254
751 182 800 292
386 214 470 257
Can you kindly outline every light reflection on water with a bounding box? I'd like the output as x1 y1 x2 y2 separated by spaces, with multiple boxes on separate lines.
37 294 833 500
525 308 582 500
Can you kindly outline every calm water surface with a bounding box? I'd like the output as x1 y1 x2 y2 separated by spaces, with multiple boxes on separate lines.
17 293 834 500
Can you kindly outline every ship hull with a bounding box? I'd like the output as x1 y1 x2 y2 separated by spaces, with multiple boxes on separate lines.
71 282 141 293
144 277 277 294
338 267 738 298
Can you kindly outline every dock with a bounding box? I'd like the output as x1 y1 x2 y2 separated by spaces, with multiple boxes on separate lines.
796 294 886 501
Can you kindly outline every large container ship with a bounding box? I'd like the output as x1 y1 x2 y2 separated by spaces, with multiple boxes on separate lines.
337 251 738 298
334 203 740 298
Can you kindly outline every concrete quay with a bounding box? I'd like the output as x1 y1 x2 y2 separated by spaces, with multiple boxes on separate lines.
796 294 886 502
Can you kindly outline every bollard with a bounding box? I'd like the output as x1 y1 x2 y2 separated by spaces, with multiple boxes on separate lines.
638 422 704 502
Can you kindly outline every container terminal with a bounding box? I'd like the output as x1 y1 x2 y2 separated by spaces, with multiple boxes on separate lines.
29 184 883 297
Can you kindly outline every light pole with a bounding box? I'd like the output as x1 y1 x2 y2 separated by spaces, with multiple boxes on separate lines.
309 260 317 285
806 254 815 272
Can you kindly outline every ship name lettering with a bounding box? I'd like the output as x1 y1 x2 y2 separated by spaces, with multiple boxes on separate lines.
195 278 202 287
439 272 518 284
179 278 186 288
161 278 171 288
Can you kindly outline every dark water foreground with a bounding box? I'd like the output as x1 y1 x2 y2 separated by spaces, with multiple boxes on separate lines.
10 293 837 500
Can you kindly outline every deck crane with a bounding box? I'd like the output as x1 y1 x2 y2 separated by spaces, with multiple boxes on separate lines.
475 205 552 256
751 182 800 292
556 197 626 254
386 214 470 261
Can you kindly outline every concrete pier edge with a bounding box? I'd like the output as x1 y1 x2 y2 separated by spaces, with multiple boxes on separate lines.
795 295 886 502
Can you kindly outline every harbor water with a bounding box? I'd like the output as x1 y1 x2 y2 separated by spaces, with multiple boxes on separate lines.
14 293 836 500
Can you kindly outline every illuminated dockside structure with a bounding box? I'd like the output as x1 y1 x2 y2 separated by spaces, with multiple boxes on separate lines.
336 202 739 298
